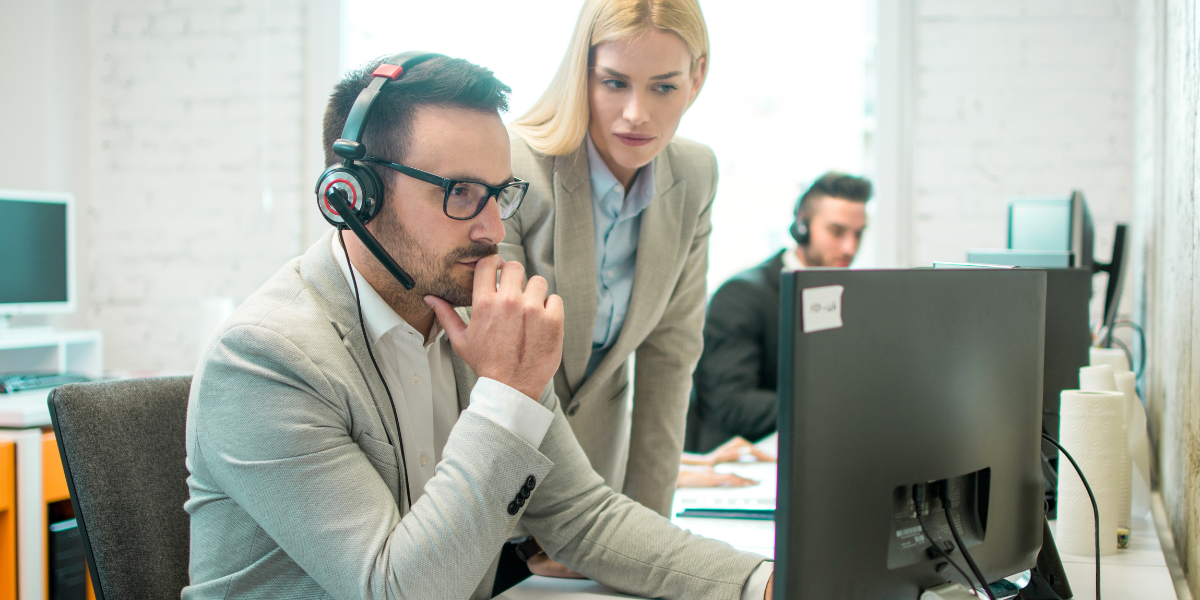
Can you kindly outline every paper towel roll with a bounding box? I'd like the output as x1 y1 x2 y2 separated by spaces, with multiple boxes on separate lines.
1090 347 1131 372
1058 390 1127 556
1114 370 1152 499
1079 365 1133 540
1079 365 1117 392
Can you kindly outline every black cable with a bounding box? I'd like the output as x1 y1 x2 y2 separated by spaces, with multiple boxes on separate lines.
1113 320 1147 378
936 484 996 600
1042 433 1101 600
911 485 979 594
338 228 414 511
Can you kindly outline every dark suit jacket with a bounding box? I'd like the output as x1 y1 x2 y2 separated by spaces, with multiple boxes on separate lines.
686 251 784 453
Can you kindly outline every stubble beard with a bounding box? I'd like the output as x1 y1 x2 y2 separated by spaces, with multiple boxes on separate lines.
370 209 498 311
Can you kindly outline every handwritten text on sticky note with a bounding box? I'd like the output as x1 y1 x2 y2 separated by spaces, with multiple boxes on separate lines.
802 285 844 333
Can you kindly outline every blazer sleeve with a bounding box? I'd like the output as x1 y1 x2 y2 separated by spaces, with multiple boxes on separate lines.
189 324 554 600
694 278 778 442
524 385 767 600
621 150 717 516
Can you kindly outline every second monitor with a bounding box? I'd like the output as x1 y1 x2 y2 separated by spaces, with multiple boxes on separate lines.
776 268 1047 599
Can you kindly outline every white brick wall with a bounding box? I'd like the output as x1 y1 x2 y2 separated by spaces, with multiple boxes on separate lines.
73 0 312 372
908 0 1134 278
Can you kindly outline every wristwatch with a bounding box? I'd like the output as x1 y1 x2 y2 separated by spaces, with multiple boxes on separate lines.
513 537 545 562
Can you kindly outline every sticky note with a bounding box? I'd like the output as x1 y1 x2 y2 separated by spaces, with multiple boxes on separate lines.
802 285 844 333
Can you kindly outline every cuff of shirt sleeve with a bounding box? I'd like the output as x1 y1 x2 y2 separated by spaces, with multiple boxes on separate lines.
741 561 773 600
467 377 554 449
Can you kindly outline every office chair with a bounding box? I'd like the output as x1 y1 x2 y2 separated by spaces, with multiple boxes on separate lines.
48 376 192 600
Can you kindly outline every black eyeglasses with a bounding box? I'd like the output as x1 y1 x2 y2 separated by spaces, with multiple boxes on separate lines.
363 157 528 220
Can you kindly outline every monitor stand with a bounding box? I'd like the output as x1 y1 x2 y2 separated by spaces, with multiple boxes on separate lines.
1016 518 1073 600
0 316 55 340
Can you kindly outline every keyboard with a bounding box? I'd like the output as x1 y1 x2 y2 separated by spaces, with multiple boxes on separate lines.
0 372 91 394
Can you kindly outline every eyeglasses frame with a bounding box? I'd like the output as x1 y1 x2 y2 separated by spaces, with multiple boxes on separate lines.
362 156 528 221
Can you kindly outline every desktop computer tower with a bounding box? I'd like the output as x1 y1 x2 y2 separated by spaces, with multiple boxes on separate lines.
48 518 87 600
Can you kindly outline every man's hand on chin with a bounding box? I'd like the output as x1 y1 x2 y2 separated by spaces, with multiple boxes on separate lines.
426 255 565 400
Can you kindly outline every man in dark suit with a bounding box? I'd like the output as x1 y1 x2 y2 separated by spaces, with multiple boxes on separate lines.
685 172 873 452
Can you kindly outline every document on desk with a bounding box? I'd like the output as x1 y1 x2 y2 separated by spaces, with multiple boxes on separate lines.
674 460 777 521
495 576 638 599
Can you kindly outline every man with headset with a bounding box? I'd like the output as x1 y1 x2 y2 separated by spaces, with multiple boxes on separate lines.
685 172 872 453
183 53 772 600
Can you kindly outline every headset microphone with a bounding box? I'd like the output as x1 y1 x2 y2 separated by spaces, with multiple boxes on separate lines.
314 50 445 291
325 187 416 290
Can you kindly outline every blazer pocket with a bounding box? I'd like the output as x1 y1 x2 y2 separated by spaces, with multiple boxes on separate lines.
356 432 399 469
608 378 631 404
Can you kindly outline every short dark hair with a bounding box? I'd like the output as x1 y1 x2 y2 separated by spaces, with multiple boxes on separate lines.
322 55 512 191
795 171 873 216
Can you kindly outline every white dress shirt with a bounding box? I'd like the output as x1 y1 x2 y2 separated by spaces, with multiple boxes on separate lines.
331 237 554 503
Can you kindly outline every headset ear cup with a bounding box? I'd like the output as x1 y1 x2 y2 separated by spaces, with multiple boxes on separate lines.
315 162 385 226
791 218 809 246
352 161 384 223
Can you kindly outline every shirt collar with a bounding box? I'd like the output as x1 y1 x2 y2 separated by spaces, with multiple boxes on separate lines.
585 134 656 222
781 244 807 271
331 235 445 349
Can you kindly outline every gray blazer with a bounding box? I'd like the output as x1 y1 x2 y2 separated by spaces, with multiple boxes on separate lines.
501 136 716 517
183 230 763 600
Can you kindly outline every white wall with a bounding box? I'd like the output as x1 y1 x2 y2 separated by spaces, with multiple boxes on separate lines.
1133 0 1200 593
0 0 343 373
876 0 1135 288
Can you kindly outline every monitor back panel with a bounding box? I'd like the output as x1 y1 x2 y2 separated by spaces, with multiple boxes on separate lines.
776 269 1046 600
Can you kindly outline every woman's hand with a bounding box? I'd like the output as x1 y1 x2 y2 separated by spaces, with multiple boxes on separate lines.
676 466 758 488
679 436 776 467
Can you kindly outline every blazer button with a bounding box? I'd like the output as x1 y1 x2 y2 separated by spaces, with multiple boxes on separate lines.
508 501 520 516
524 475 537 490
518 487 531 500
515 496 526 508
567 405 579 417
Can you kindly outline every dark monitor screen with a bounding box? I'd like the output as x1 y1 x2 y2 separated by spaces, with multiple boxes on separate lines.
0 193 72 312
776 269 1046 599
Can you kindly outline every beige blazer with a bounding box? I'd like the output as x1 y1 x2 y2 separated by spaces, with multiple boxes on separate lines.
184 230 764 600
501 135 716 516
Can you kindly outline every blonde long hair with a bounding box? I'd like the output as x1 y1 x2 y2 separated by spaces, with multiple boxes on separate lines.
510 0 709 156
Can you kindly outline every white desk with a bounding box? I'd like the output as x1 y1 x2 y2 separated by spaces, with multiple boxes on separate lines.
0 388 55 428
499 459 1187 600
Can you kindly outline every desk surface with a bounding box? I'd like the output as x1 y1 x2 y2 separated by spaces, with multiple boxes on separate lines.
498 456 1183 600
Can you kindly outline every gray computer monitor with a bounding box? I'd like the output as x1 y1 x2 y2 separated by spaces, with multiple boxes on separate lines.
776 269 1046 599
0 189 75 317
1007 191 1094 274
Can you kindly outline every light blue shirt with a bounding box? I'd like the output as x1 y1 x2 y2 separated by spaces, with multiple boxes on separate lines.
585 135 656 378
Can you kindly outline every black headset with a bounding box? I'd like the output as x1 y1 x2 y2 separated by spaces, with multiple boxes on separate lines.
315 51 446 291
316 51 446 512
790 194 810 246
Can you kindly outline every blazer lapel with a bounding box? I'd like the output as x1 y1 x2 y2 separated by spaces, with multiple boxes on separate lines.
575 149 687 397
552 144 598 395
299 230 406 476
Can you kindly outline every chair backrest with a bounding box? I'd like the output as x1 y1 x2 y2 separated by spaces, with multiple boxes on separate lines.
49 376 193 600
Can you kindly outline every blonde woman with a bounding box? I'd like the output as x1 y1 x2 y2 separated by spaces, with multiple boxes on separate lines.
499 0 713 576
